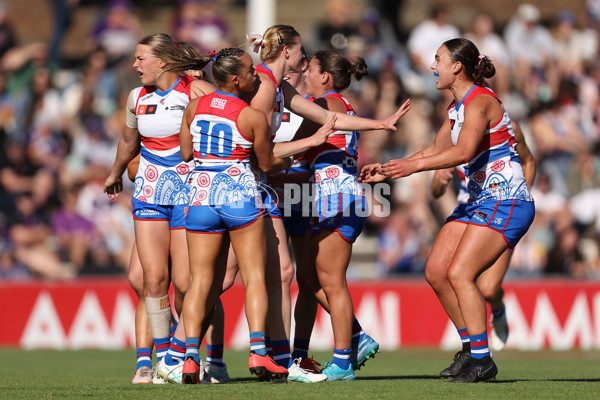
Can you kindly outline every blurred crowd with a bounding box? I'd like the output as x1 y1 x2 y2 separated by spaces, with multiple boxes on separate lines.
0 0 599 280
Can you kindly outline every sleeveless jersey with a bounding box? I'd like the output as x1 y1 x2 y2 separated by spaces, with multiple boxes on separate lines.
273 98 311 175
256 63 284 138
129 76 193 206
448 85 532 205
306 91 363 198
187 90 257 206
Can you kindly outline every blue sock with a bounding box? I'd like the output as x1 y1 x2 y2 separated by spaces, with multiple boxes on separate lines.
271 339 292 368
164 336 185 366
170 321 178 338
185 337 201 365
458 328 470 352
470 332 490 359
206 344 224 367
292 338 310 360
153 336 170 363
332 347 352 370
493 303 505 318
250 332 267 356
136 347 152 370
351 318 363 351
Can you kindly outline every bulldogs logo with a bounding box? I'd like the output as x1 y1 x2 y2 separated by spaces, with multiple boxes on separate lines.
326 167 340 179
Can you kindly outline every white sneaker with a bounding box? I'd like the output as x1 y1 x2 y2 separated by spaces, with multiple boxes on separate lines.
155 358 183 384
287 358 328 383
152 363 166 384
132 366 153 384
491 304 509 351
202 363 230 384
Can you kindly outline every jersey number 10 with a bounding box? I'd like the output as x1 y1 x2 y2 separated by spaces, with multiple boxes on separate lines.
195 120 233 158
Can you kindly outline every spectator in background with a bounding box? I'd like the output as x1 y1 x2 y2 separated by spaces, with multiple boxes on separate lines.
172 0 230 55
315 0 359 51
8 192 74 278
88 0 141 63
62 47 119 119
50 185 96 271
12 66 67 171
406 5 459 99
376 208 429 276
504 3 559 105
529 91 588 197
552 9 597 80
465 13 511 97
0 240 31 279
0 1 47 80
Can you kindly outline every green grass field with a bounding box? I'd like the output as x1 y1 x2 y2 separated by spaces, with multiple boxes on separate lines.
0 349 599 399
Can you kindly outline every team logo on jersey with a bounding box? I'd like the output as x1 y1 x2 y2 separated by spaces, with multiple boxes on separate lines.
282 112 290 122
491 160 506 172
326 167 340 179
138 104 158 115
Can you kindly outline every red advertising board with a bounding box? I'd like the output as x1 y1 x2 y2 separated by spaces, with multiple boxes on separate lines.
1 279 599 350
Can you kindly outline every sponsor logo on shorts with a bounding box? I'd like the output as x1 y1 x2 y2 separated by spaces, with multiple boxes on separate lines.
474 210 488 221
136 209 161 217
229 167 241 177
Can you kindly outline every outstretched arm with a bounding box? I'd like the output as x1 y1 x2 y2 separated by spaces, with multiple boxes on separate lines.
273 113 336 158
382 97 490 179
283 80 411 131
244 107 292 173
